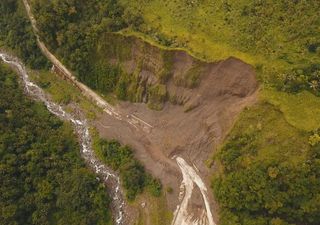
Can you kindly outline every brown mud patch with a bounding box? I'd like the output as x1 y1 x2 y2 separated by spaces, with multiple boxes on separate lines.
93 56 258 224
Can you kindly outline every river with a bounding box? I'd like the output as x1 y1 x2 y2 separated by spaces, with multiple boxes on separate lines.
1 51 216 225
0 52 126 225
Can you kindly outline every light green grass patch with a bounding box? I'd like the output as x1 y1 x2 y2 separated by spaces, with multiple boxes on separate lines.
119 0 319 85
28 69 100 119
120 19 263 65
261 88 320 131
131 192 172 225
221 102 309 169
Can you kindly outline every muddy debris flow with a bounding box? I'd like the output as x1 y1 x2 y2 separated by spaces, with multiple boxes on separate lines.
21 0 229 223
0 52 126 225
0 51 219 225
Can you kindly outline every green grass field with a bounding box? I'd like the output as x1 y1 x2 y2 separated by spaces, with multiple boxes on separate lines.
119 0 320 132
261 89 320 131
120 0 319 69
116 2 320 223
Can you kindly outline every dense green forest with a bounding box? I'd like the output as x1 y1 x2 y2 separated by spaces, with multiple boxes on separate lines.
30 0 141 98
0 0 49 69
0 63 112 225
212 103 320 225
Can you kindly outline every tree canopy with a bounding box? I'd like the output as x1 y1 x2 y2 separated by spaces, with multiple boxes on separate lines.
0 0 49 69
213 103 320 225
97 139 162 201
0 63 112 225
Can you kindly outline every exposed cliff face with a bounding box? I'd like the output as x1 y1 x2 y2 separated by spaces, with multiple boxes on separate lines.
96 33 258 111
93 32 259 218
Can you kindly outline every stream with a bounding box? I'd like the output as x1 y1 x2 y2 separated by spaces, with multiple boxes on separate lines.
0 52 126 225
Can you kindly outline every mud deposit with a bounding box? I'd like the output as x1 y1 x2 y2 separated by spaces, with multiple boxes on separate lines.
95 57 258 224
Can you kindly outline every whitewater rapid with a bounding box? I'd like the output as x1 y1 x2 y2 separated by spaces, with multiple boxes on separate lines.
0 52 126 225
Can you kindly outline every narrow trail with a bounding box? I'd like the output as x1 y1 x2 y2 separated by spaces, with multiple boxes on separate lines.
22 0 153 134
0 52 125 225
21 1 217 225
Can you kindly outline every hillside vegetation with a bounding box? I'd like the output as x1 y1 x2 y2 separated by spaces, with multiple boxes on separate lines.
31 0 230 110
11 0 320 224
94 138 162 201
213 103 320 225
0 63 112 225
0 0 49 69
116 1 320 224
120 0 320 94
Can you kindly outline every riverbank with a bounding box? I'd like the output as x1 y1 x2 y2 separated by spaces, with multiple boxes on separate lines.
0 52 126 225
3 49 174 225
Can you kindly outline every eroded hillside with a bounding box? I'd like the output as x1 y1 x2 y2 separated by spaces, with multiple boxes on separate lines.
5 0 319 225
94 33 258 109
93 51 258 223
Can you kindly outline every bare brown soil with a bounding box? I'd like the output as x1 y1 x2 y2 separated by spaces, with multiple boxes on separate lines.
94 56 258 224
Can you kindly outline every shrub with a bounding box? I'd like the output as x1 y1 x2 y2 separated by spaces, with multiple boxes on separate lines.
98 139 162 200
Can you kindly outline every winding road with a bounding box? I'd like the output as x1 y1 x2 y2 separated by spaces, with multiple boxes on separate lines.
21 1 216 224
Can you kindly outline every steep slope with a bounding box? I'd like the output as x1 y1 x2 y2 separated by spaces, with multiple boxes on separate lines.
26 1 260 225
22 0 320 225
94 33 258 109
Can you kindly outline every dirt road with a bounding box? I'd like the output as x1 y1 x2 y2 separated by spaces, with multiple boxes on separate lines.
23 0 153 132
